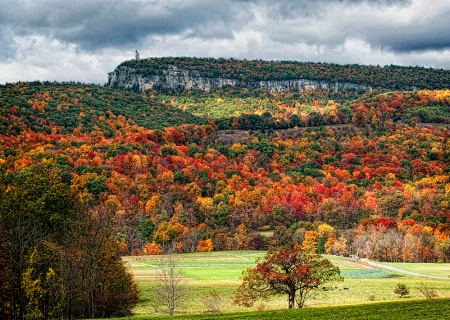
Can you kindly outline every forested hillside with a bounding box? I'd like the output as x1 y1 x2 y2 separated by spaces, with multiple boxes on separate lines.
1 77 450 318
1 81 450 264
2 82 449 137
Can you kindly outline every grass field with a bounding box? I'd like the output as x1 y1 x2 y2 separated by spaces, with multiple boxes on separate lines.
122 251 450 317
382 262 450 278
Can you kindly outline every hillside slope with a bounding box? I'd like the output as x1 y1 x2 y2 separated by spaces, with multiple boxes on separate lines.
3 82 449 136
0 82 206 135
1 82 450 262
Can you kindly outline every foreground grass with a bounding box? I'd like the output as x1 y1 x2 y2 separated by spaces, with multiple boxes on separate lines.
107 299 450 319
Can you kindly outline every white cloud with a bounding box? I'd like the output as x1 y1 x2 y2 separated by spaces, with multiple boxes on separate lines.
0 35 129 84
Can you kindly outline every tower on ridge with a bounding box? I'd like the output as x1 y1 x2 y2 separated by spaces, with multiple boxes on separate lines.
135 50 140 61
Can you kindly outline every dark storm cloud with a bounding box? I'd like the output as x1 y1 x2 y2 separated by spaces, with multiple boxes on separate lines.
239 0 449 54
363 9 450 53
0 0 249 52
1 0 417 53
246 0 450 54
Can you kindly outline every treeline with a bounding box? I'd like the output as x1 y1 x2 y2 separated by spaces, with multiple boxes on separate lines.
120 57 450 90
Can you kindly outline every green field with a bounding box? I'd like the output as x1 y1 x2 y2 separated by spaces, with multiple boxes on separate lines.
122 251 450 318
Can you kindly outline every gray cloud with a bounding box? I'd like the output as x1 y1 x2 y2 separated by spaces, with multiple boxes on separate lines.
257 0 450 54
1 0 419 53
0 0 250 52
244 0 412 19
364 12 450 53
0 27 17 60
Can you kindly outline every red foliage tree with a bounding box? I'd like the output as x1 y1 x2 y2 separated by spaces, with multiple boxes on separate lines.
234 248 341 309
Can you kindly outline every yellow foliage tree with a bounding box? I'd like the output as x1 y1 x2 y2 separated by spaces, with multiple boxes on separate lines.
317 223 335 239
145 195 160 214
301 230 318 254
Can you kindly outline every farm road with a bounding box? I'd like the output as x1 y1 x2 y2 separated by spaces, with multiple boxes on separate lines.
360 258 450 280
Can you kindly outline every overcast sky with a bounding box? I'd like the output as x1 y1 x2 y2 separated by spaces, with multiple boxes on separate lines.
1 0 450 84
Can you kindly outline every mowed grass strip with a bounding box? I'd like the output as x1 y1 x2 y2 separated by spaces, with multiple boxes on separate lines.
382 262 450 278
124 250 265 281
182 267 244 280
106 299 450 320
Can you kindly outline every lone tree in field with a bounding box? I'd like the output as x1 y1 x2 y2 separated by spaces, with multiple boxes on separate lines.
234 247 341 309
154 255 187 316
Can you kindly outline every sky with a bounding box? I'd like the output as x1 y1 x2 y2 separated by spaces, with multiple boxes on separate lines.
1 0 450 85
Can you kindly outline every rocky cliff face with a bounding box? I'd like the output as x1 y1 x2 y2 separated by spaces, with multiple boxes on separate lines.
107 65 373 93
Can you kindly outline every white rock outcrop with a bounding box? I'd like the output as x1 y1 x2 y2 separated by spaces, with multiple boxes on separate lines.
107 65 373 93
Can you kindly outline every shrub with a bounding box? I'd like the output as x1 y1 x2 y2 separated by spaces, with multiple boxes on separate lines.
203 290 222 313
394 283 409 298
417 282 438 299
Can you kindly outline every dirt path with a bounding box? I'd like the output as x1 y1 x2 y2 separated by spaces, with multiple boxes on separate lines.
360 258 450 280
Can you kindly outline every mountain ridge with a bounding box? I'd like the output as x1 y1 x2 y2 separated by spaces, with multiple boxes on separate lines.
107 57 450 92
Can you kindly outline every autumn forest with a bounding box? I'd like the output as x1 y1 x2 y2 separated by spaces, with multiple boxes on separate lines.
1 58 450 318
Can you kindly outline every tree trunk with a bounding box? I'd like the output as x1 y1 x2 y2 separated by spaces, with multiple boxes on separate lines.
288 292 295 309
